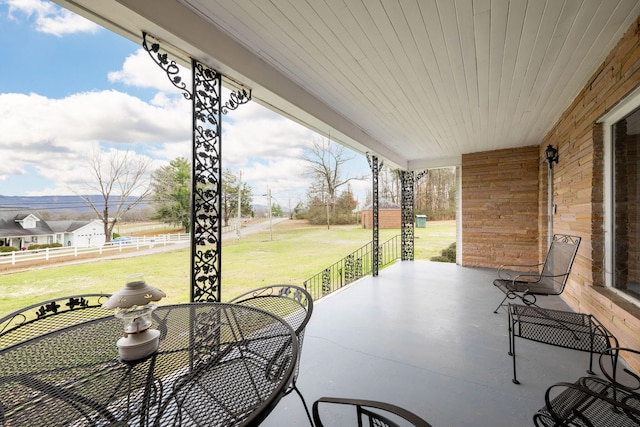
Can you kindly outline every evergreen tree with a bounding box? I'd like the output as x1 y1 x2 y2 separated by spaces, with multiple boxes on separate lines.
150 157 191 231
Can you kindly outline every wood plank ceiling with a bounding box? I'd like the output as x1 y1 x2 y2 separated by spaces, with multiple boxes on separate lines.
57 0 640 169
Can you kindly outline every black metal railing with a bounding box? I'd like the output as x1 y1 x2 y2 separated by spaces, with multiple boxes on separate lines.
303 235 401 300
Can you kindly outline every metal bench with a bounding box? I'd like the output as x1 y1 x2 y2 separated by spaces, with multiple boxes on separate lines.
508 303 617 384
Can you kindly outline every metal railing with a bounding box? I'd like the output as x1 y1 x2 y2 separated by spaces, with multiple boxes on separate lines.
304 235 401 300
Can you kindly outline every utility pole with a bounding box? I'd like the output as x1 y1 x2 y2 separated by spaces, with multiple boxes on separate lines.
268 186 273 241
236 170 242 240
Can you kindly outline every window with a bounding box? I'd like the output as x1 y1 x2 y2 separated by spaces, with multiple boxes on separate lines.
601 85 640 303
612 106 640 299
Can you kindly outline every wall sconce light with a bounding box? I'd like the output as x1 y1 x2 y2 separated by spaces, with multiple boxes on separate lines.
103 273 165 361
545 144 559 169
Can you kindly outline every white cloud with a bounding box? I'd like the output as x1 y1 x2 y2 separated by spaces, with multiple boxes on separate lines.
101 47 368 201
0 23 370 201
0 90 191 195
6 0 100 36
108 49 191 94
0 91 190 146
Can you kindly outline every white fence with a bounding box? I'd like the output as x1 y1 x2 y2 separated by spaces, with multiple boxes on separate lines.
0 233 190 266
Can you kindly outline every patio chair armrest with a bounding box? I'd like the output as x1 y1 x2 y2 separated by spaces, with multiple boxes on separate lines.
497 263 543 280
312 397 432 427
599 347 640 392
537 272 569 280
590 321 619 349
507 272 571 289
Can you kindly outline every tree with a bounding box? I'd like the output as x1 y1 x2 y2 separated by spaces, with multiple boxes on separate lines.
76 149 152 243
150 157 191 231
271 203 283 217
221 169 253 227
415 167 456 220
303 138 363 228
378 168 400 204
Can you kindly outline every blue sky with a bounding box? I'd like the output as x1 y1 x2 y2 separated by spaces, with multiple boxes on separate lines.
0 0 371 208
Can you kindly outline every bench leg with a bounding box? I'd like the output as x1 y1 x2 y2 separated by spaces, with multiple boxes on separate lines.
511 350 520 385
507 306 520 384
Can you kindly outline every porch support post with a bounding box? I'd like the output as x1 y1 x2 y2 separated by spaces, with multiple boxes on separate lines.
142 33 250 301
399 170 427 261
189 59 224 302
399 170 415 261
367 153 380 277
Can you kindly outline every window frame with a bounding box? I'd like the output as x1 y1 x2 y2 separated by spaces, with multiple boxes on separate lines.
600 85 640 304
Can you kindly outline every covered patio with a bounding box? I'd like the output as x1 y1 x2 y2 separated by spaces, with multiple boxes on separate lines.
263 261 592 426
50 1 640 356
37 0 640 423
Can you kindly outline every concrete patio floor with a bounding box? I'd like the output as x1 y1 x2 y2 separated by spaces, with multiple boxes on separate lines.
261 260 597 426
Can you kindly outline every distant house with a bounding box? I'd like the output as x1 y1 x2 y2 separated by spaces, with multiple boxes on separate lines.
0 209 105 249
48 220 106 248
361 199 401 229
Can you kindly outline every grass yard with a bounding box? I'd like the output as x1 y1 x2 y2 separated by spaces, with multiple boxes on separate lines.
0 219 455 318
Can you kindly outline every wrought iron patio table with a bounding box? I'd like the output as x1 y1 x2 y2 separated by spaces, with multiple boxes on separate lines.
0 302 298 426
508 303 617 384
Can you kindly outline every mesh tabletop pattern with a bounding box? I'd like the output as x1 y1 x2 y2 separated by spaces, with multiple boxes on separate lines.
0 303 298 427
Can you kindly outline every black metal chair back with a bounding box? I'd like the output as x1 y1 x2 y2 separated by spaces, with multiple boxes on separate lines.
539 234 582 293
493 234 581 312
229 284 314 424
313 397 432 427
0 294 111 349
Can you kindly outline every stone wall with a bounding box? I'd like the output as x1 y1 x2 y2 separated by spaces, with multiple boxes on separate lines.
459 15 640 366
537 16 640 365
461 146 540 268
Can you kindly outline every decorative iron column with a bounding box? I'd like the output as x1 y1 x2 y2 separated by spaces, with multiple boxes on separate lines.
399 170 427 261
367 153 381 276
143 33 250 302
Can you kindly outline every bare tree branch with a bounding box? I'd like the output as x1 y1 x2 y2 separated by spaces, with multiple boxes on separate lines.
303 137 365 228
74 148 152 242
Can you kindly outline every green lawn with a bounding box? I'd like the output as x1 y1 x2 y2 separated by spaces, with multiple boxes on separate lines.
0 220 455 317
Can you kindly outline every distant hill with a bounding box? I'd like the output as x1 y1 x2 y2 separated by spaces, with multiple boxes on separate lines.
0 195 139 214
0 195 288 218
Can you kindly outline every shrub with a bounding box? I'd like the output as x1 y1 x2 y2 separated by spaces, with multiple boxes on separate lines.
431 242 456 263
27 243 64 250
0 246 19 253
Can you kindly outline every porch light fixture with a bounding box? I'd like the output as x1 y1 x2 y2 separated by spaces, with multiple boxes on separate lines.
102 273 165 361
545 145 559 168
545 145 559 248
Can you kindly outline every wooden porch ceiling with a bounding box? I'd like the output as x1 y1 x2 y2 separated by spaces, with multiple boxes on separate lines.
54 0 640 169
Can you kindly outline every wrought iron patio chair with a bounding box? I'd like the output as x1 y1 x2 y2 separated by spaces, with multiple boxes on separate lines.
312 397 432 427
0 294 112 349
533 347 640 426
228 284 314 424
493 234 581 313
